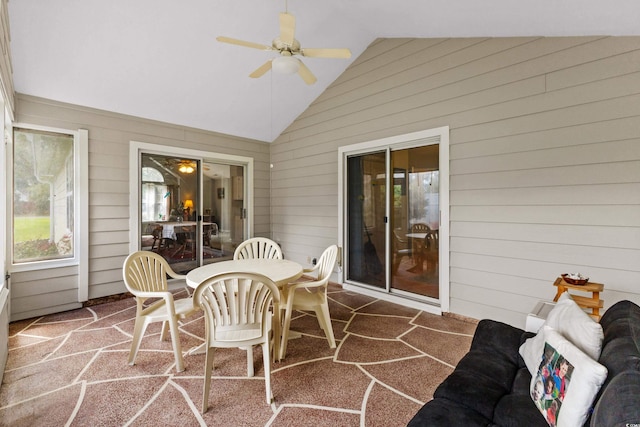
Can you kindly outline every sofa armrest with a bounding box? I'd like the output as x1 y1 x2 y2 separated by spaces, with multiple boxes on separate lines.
590 371 640 427
431 319 527 421
470 319 525 365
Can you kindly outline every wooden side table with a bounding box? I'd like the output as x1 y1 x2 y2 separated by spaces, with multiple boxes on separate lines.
553 277 604 320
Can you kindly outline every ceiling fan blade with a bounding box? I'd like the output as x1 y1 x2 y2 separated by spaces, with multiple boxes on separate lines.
279 12 296 46
297 60 317 85
302 48 352 59
216 36 273 51
249 60 273 78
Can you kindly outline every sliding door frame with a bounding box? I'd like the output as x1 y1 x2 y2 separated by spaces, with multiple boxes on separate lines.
128 141 254 260
338 127 450 314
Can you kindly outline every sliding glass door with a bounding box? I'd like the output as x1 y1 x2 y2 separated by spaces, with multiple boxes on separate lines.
341 128 448 308
389 145 440 299
138 153 247 274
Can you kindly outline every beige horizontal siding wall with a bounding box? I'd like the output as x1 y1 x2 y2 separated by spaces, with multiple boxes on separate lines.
272 36 640 327
12 94 269 320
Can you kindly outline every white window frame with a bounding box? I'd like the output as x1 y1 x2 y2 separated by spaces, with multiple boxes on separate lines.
0 92 8 388
9 124 89 289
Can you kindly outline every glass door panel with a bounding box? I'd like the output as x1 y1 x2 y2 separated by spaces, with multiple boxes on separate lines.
140 153 199 274
390 145 439 299
346 152 386 288
200 161 246 264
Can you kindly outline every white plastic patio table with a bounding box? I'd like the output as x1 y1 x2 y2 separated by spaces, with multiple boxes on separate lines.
186 258 304 360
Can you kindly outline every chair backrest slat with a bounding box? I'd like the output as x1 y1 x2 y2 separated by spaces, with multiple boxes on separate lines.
317 245 338 284
194 272 279 343
234 237 283 260
411 223 430 233
123 251 170 294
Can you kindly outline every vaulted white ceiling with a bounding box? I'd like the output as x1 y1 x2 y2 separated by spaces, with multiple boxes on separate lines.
9 0 640 142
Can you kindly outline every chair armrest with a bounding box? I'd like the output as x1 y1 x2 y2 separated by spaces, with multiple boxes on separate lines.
165 269 190 295
303 263 319 274
167 271 187 280
134 290 173 299
134 291 176 315
286 278 327 292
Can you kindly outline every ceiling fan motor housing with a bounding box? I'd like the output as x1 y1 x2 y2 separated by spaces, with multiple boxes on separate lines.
273 37 301 54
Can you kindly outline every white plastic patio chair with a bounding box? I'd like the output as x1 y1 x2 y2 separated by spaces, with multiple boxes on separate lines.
193 272 280 412
279 244 338 360
233 237 283 260
122 250 196 372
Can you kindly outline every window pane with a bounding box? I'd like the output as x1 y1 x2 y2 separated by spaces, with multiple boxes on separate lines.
13 128 74 263
141 182 169 222
142 166 164 182
346 152 386 288
390 144 439 299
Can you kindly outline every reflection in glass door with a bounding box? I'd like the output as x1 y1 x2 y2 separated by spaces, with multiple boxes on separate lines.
345 142 441 302
201 161 246 265
390 145 439 299
139 155 248 274
139 154 199 274
346 152 386 288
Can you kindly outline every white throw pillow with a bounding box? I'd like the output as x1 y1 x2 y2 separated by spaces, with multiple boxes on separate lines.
528 326 607 427
546 292 604 360
520 292 604 375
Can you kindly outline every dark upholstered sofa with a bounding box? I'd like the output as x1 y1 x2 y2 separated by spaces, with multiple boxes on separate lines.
408 300 640 426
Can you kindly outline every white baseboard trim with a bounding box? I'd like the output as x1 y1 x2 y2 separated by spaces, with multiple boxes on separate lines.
341 282 442 316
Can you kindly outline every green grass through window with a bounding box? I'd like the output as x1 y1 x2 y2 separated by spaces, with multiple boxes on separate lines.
14 216 50 242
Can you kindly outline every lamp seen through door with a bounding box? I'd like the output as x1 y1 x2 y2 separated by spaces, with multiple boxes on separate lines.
183 199 193 217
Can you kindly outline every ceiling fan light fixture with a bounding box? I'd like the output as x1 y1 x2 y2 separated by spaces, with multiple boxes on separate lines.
273 55 299 74
178 162 195 174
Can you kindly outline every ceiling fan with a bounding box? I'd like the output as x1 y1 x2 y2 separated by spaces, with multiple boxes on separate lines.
216 10 351 85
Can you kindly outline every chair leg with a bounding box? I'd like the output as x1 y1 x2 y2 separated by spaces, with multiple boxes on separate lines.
128 317 149 366
316 304 336 349
271 305 281 362
160 320 169 341
202 346 214 414
392 254 401 273
262 341 273 404
167 316 185 372
246 346 254 377
183 285 193 297
279 300 295 360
